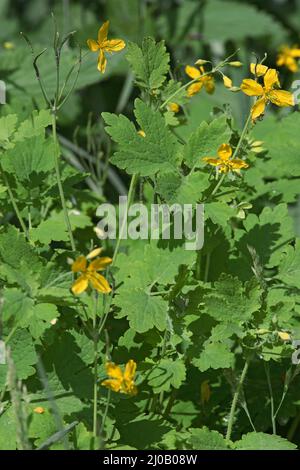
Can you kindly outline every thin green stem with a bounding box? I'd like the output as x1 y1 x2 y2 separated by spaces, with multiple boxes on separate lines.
287 411 300 442
1 169 28 238
226 358 250 441
112 173 138 266
51 111 76 252
204 252 211 282
99 389 111 437
92 294 99 440
264 362 276 434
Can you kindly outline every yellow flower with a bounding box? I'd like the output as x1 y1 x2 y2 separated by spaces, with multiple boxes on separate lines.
277 46 300 72
168 102 180 113
185 65 215 96
137 130 146 137
71 248 112 295
241 66 294 121
87 21 125 73
203 143 249 174
34 407 45 414
101 360 137 396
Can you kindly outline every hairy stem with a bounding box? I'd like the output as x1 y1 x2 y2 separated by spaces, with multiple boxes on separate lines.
51 111 76 252
112 173 138 265
1 169 28 238
226 359 250 441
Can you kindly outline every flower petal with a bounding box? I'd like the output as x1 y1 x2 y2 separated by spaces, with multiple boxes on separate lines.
122 381 138 396
101 379 122 393
263 68 280 90
106 362 123 379
241 79 264 97
187 82 203 97
88 272 112 293
88 257 112 272
97 49 107 73
268 89 294 107
203 157 221 166
290 48 300 58
251 97 266 121
250 63 268 76
217 143 232 161
72 256 87 273
87 39 99 52
230 159 249 170
124 360 137 381
71 275 88 295
185 65 201 79
285 56 298 72
98 20 109 44
103 39 126 52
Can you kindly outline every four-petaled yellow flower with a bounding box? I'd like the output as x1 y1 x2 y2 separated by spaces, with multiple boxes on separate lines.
203 143 249 174
71 248 112 295
277 46 300 72
101 360 137 396
241 65 294 121
185 65 215 96
87 21 125 73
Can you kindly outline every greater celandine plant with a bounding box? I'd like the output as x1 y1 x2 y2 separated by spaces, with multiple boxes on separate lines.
1 16 300 451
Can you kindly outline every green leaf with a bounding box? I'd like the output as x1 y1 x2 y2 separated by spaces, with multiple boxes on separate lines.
8 329 37 380
114 288 167 333
192 342 234 372
205 202 235 227
253 114 300 179
156 171 210 204
184 115 231 169
187 427 229 450
203 274 261 323
241 204 294 268
276 239 300 289
126 37 170 90
0 407 16 450
0 114 17 148
148 358 186 392
14 109 52 142
1 135 55 181
234 432 297 450
103 99 179 176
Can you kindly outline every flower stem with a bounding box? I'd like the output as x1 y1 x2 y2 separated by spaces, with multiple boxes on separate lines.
51 111 76 252
92 294 99 441
1 168 28 238
226 358 250 441
112 173 138 266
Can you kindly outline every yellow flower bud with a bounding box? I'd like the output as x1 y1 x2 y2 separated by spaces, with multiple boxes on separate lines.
278 331 291 341
228 61 243 67
195 59 209 65
223 75 233 88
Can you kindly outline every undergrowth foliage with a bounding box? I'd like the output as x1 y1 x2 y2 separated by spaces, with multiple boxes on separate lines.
1 12 300 451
